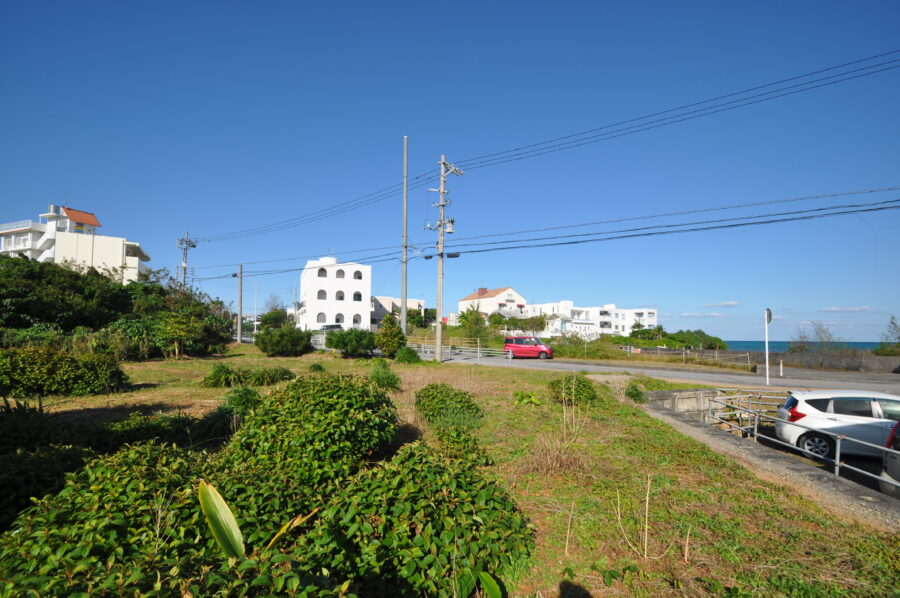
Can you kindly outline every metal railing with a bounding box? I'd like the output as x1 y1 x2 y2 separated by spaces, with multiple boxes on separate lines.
407 339 509 363
624 346 752 368
0 219 33 233
706 394 900 491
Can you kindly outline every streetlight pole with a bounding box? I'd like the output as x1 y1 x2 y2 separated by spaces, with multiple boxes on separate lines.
765 308 772 385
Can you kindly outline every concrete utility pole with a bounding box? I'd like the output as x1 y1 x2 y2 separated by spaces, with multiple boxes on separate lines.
401 136 409 334
428 154 462 363
236 265 243 343
177 232 197 290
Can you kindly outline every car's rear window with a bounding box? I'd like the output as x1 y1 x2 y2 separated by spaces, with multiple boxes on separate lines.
805 399 829 411
877 399 900 422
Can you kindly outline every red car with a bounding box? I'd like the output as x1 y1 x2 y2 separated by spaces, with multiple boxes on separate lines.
504 336 553 359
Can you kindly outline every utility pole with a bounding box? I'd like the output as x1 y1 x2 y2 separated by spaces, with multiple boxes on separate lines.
254 282 258 335
401 136 409 334
177 232 197 290
235 265 243 343
428 154 462 363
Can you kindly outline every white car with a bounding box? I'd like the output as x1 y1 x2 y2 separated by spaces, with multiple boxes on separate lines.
775 390 900 459
879 421 900 498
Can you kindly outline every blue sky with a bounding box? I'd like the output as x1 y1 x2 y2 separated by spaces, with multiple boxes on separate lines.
2 1 898 341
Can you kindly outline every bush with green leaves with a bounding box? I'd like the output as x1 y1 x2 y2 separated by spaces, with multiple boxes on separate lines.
394 345 421 364
224 387 262 416
625 380 646 403
368 358 401 392
374 313 406 358
548 373 597 404
326 328 376 358
308 362 326 373
415 383 483 431
0 374 398 595
255 326 313 357
245 366 294 386
200 364 295 388
434 426 494 466
297 443 532 596
0 345 130 398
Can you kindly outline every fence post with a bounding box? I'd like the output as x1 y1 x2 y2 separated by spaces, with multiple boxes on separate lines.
834 436 842 476
779 360 783 377
477 338 481 364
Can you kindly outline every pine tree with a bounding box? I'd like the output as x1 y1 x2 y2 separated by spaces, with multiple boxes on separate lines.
375 313 406 358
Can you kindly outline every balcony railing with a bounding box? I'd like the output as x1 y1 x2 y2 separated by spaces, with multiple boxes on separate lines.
0 220 34 233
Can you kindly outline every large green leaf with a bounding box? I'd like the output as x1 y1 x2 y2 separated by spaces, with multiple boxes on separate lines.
198 479 245 559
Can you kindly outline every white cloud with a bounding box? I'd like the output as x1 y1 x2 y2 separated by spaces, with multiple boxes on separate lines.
820 306 869 313
704 301 739 308
681 312 724 318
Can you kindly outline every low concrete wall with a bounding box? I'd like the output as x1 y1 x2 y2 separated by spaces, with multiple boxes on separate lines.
747 351 900 374
644 389 725 419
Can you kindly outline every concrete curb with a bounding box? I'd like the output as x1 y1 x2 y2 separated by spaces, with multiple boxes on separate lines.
641 402 900 532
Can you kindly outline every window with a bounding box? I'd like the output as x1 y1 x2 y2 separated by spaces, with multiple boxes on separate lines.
353 292 362 301
831 399 873 417
336 269 345 278
316 313 326 323
317 290 327 300
335 313 344 324
806 399 830 411
318 268 327 278
336 291 345 301
353 314 361 326
353 271 362 280
877 399 900 421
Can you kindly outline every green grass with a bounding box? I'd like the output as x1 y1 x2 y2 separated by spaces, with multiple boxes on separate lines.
25 345 900 596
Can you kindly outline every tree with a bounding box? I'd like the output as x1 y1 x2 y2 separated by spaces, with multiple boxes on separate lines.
259 309 288 330
788 326 811 353
375 314 406 358
256 327 313 357
810 320 843 352
873 316 900 356
487 313 506 328
326 329 375 358
264 294 286 313
457 304 487 338
406 310 425 330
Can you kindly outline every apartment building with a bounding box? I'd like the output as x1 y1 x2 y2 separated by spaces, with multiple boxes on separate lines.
0 204 151 283
458 287 528 318
295 257 372 331
371 296 425 325
526 301 657 338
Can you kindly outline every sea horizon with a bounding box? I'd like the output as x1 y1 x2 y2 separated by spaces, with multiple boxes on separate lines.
724 340 881 352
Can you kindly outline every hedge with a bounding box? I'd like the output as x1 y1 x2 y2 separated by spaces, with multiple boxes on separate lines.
0 346 130 398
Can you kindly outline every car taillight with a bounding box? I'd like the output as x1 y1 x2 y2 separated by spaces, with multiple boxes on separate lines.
887 422 900 449
787 407 806 422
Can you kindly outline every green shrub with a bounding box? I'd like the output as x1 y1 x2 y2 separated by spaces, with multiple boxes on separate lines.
414 383 483 431
200 363 246 387
394 345 421 364
297 443 533 596
308 362 326 373
224 387 261 416
625 381 646 403
0 374 398 595
245 366 294 386
434 427 493 466
104 411 195 447
548 373 597 404
0 346 130 398
326 328 376 358
374 313 406 358
255 326 313 357
369 358 401 392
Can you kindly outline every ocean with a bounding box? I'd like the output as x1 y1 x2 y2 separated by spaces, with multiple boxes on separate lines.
725 340 881 352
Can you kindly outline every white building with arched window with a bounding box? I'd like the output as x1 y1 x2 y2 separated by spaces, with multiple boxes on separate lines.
296 256 371 331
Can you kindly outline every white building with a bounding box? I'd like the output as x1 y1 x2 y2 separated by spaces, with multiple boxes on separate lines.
296 257 372 331
526 301 657 338
371 296 425 325
458 287 528 318
0 204 151 283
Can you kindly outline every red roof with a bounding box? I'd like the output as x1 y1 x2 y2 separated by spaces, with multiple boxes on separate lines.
459 286 512 301
61 206 101 227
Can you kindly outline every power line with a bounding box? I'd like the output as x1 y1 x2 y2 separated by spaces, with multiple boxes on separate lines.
430 201 900 257
454 50 900 168
443 186 900 243
192 49 899 244
443 197 900 250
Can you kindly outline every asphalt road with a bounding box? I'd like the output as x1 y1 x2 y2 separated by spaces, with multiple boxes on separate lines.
438 352 900 394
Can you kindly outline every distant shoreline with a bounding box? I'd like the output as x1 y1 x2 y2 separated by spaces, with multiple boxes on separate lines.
724 340 880 352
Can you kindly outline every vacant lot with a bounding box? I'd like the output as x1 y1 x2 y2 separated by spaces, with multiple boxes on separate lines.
39 345 900 596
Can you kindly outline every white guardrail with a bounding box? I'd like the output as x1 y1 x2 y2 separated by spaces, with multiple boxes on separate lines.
407 341 510 363
707 393 900 490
